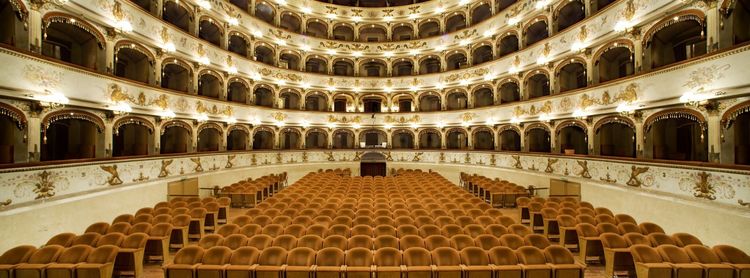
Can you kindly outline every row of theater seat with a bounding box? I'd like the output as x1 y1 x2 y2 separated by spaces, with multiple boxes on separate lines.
0 245 120 278
217 173 287 208
460 173 531 208
164 245 586 278
189 229 564 252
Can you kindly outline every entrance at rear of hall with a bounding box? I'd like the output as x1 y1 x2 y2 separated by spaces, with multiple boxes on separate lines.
360 152 387 177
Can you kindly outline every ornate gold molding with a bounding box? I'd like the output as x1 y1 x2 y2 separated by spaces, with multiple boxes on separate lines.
626 166 649 187
100 165 123 186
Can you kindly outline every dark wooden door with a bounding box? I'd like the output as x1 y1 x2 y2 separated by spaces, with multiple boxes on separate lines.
361 162 386 177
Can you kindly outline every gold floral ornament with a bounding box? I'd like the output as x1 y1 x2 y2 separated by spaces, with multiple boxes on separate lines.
302 152 308 162
276 153 282 164
577 25 588 43
443 68 489 83
100 165 123 186
412 152 423 162
0 199 11 207
512 155 522 169
514 101 553 117
383 152 393 161
464 153 471 163
454 29 478 41
693 171 716 200
324 152 335 161
626 165 649 187
384 115 420 124
490 154 496 166
461 113 476 123
190 158 203 172
110 84 168 109
196 101 233 117
577 160 591 179
158 159 172 177
622 0 637 21
33 171 56 199
328 115 361 124
580 83 639 109
271 112 287 122
225 155 235 168
545 158 558 173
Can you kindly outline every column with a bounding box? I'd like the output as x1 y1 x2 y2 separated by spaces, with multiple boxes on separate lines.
327 130 333 149
248 127 255 150
27 117 41 162
105 40 115 74
633 38 643 73
549 126 556 153
28 9 43 53
707 114 721 163
587 125 595 155
634 120 645 159
155 122 163 154
386 25 392 41
273 129 280 149
467 130 474 150
705 2 721 52
441 130 447 149
354 131 360 149
104 122 114 158
385 130 392 149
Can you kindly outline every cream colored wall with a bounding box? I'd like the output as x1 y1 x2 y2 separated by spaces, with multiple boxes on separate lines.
390 162 750 252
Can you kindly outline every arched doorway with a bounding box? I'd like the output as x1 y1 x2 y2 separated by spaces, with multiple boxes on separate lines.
160 121 191 154
253 128 275 149
524 20 548 46
526 72 550 99
499 81 521 103
361 152 387 177
446 129 468 150
557 61 587 93
332 130 354 149
446 91 468 110
197 124 222 152
114 42 154 84
526 125 551 153
498 128 521 151
305 93 328 111
595 42 634 83
556 121 588 155
113 117 153 157
0 104 27 164
280 128 301 150
305 129 328 149
42 110 104 161
722 101 750 165
644 13 706 70
198 71 222 99
419 129 441 149
227 79 249 104
42 15 104 71
419 94 441 111
254 86 275 107
161 59 192 93
227 126 249 151
391 130 414 149
595 117 636 157
554 0 585 32
0 0 28 48
359 129 387 148
473 128 495 150
280 90 301 110
645 109 707 162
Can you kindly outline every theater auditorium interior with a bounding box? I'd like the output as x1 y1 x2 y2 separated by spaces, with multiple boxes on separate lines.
1 0 750 277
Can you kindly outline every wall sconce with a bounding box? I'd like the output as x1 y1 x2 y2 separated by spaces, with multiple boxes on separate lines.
225 117 237 125
29 89 69 109
510 117 521 125
109 102 132 116
384 124 393 130
159 109 176 121
195 114 209 123
352 123 361 129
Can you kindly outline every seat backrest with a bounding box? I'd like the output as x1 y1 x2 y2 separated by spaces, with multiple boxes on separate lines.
614 214 637 224
272 235 298 250
199 234 225 249
639 222 665 234
173 246 205 264
672 233 702 247
685 245 722 264
600 233 628 249
217 224 241 237
46 233 77 247
316 247 345 266
460 247 489 265
346 247 373 266
523 234 551 249
306 225 328 237
449 235 475 250
262 224 284 237
286 247 316 266
107 222 131 234
0 245 37 264
575 223 599 237
222 234 248 250
499 234 525 250
202 246 233 265
85 222 110 234
556 215 577 228
596 223 620 234
516 246 547 265
56 245 93 263
595 214 616 224
507 224 532 236
657 245 692 263
247 235 274 250
463 225 485 238
712 245 750 264
474 235 501 251
240 224 263 237
431 247 461 266
418 225 441 237
351 225 374 237
323 235 348 250
374 247 401 266
258 246 288 265
484 225 507 237
397 225 419 237
403 247 432 266
441 224 464 237
543 245 575 264
374 235 399 249
326 224 350 237
229 247 261 264
129 223 152 234
86 245 119 264
488 246 519 265
96 233 125 247
347 235 373 249
399 235 425 250
297 235 324 250
648 233 676 246
624 232 651 246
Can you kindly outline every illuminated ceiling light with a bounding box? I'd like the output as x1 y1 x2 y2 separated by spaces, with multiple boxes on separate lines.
226 16 239 26
536 55 548 65
275 39 286 46
383 51 393 57
251 117 262 126
508 16 520 25
250 72 261 81
252 30 263 37
116 20 133 32
326 13 337 19
352 16 362 22
459 0 469 5
535 0 549 9
195 113 209 123
538 113 551 122
461 121 470 127
196 0 211 9
410 123 419 129
435 83 445 90
435 6 445 14
384 124 393 130
163 42 176 52
572 109 588 120
571 41 586 52
300 82 310 89
109 102 132 115
459 39 470 46
408 13 417 19
327 86 337 91
352 123 362 129
197 55 210 65
409 49 419 56
508 66 519 74
436 121 446 128
383 16 393 22
384 87 393 93
300 44 311 52
409 85 419 92
327 49 337 55
510 116 521 125
459 79 469 86
301 6 311 13
435 45 446 52
276 0 286 5
225 117 237 124
353 87 361 92
326 122 337 129
485 118 496 126
275 121 286 127
614 20 634 32
483 73 494 81
160 109 176 120
227 65 238 74
483 30 494 37
301 120 310 128
277 79 286 86
352 51 362 57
